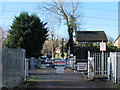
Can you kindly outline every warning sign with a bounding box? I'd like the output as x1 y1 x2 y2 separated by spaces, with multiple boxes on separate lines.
100 42 106 51
77 62 87 71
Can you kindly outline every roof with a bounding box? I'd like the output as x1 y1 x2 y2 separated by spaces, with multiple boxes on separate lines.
113 35 120 44
76 31 108 42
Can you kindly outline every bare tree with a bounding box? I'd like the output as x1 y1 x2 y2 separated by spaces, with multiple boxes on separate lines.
41 31 60 58
38 0 81 53
0 26 3 48
107 35 114 43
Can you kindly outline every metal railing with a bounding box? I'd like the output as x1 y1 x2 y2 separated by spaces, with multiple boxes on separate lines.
88 51 109 78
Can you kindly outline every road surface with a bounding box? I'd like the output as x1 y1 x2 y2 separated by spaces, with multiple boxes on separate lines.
27 68 117 89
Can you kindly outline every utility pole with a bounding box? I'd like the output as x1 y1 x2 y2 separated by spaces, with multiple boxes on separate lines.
51 32 54 59
61 38 64 59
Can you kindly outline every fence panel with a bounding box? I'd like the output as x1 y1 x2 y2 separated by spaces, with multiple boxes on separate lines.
89 51 109 78
117 52 120 83
1 48 25 87
108 52 120 84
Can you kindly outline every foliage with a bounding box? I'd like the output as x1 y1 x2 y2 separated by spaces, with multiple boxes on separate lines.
76 42 119 52
4 12 48 58
66 25 74 54
74 42 120 59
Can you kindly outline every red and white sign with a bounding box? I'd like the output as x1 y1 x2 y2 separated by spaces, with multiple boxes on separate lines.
100 42 106 51
77 62 87 71
54 61 65 68
54 62 65 65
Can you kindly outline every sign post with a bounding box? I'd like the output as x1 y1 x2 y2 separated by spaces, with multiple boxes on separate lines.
100 41 106 76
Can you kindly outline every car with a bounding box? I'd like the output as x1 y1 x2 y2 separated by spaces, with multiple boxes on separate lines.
54 58 62 62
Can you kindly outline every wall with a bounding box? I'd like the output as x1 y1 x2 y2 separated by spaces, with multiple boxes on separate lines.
113 37 120 48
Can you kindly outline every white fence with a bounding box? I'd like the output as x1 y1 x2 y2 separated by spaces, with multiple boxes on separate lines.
108 52 120 84
88 51 109 78
0 48 26 87
88 51 120 84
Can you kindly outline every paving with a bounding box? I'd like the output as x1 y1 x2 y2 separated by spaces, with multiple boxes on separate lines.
28 68 117 89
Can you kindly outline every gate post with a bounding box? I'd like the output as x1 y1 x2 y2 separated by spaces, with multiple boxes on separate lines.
107 56 111 81
25 58 29 81
0 48 2 87
102 51 104 76
88 51 94 80
0 29 3 87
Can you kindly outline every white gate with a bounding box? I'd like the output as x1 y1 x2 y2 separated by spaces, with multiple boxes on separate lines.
108 52 120 84
88 51 109 79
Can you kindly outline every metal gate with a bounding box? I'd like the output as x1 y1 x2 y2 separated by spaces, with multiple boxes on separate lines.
88 51 109 79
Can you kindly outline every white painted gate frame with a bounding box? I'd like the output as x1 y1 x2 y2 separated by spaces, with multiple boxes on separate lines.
108 52 120 84
88 51 109 80
88 57 94 80
88 51 120 84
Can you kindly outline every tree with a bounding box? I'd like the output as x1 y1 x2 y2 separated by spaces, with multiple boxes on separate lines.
0 26 3 47
41 34 60 58
39 1 80 54
4 12 48 58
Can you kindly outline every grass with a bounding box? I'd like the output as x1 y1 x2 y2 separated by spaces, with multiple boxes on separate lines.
28 75 39 79
14 75 39 88
14 82 32 88
116 84 120 90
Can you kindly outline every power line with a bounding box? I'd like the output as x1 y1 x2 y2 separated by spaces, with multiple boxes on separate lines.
81 23 117 27
81 7 117 12
81 15 117 20
2 16 117 21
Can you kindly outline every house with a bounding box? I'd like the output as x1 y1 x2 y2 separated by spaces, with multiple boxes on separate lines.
75 31 108 59
113 35 120 48
76 31 108 42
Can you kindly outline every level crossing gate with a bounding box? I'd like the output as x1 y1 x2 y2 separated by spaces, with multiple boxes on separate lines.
88 51 109 79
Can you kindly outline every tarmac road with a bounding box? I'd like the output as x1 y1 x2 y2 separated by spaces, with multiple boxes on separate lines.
28 68 117 89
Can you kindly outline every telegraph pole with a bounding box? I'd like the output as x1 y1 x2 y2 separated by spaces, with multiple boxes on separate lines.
61 38 64 59
51 32 54 59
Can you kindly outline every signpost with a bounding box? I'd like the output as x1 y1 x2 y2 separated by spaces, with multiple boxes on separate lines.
100 41 106 75
77 62 87 71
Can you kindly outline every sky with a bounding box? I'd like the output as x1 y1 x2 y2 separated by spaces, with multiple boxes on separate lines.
0 1 119 40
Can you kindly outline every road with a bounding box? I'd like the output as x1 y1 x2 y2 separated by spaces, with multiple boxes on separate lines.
28 68 117 89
